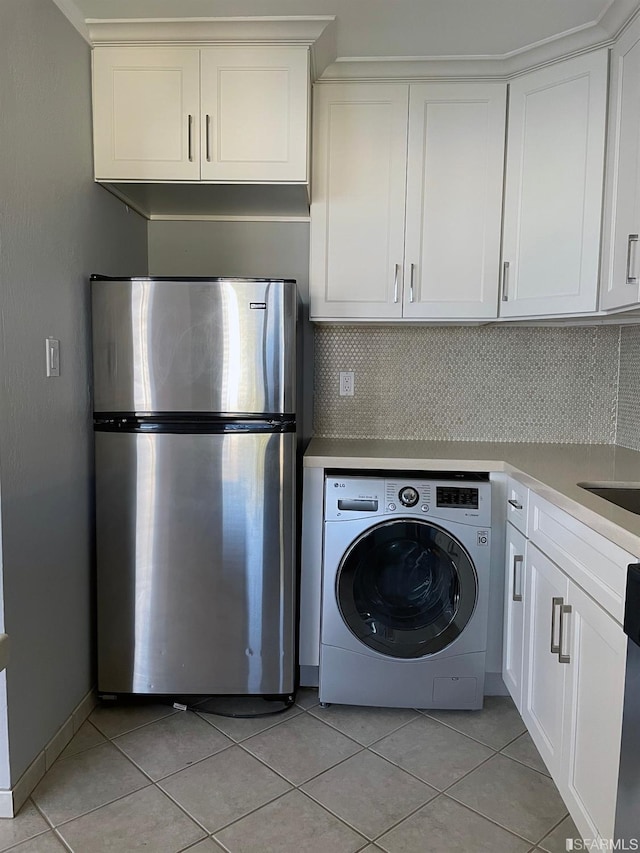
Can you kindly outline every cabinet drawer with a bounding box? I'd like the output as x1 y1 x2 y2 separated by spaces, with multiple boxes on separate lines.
506 476 529 534
528 492 635 623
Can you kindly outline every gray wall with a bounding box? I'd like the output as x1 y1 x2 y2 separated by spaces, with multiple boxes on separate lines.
148 220 313 442
0 0 147 785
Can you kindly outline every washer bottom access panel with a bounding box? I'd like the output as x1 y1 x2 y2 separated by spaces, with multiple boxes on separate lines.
320 645 486 709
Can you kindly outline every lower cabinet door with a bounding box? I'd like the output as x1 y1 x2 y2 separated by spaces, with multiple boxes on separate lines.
522 544 569 779
503 523 527 711
560 582 626 843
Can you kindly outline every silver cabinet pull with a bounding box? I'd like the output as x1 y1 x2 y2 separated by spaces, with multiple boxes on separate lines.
551 596 563 654
188 114 194 162
507 498 523 510
558 604 572 664
626 234 638 284
206 114 211 162
393 264 400 304
512 554 524 602
409 263 415 303
501 261 510 301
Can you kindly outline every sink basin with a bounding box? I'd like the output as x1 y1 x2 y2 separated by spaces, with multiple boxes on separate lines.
578 482 640 515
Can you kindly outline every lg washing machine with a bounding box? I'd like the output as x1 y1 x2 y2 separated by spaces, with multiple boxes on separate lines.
320 474 491 709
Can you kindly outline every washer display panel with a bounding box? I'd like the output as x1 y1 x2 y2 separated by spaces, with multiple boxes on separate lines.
336 519 478 659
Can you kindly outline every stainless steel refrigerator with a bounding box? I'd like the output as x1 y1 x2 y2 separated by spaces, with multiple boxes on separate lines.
91 276 297 698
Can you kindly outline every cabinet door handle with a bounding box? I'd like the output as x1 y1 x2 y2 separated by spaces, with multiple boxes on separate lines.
409 263 415 303
188 114 194 162
206 114 211 162
501 261 510 301
550 596 563 654
507 498 523 510
558 604 572 664
626 234 638 284
512 554 524 602
393 264 400 303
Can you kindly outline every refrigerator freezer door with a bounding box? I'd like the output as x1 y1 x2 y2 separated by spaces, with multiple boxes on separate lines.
91 278 296 415
95 429 296 695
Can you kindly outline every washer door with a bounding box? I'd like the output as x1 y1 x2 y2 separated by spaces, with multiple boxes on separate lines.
336 519 477 659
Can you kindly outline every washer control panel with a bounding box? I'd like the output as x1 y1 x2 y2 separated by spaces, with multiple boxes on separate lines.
325 475 491 526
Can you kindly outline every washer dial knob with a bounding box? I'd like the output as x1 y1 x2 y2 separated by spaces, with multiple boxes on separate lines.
398 486 419 508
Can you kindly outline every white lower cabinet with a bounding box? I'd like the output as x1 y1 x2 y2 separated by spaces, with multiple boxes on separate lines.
502 522 526 712
522 544 569 781
519 539 626 843
560 582 626 843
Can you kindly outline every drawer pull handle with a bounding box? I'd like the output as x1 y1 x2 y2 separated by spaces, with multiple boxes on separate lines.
508 498 523 510
409 263 415 303
206 114 211 162
558 604 572 664
188 114 194 162
393 264 400 304
626 234 638 284
512 554 524 602
551 596 563 654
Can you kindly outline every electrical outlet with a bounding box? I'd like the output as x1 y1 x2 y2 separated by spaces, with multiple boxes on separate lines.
339 371 355 396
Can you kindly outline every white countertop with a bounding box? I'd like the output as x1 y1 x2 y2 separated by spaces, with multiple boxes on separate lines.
304 438 640 556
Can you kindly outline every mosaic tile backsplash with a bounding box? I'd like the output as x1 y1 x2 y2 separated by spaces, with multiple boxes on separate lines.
616 325 640 451
313 325 621 443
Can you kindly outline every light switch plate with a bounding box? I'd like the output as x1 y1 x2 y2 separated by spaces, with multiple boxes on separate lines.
46 338 60 377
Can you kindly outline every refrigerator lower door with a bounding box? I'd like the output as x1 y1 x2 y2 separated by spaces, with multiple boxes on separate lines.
95 430 295 695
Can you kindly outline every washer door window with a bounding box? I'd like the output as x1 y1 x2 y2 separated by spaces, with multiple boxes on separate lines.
337 519 477 659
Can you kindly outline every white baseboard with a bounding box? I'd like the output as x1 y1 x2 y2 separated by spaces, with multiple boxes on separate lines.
0 687 97 819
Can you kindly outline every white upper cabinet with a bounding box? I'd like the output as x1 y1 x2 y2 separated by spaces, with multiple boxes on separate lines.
200 47 308 183
601 16 640 311
93 47 201 181
92 45 309 183
403 83 506 320
500 51 608 318
310 84 409 320
310 81 506 321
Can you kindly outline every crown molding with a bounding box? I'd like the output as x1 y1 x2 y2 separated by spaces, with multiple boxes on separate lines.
50 0 90 42
86 16 336 79
318 19 618 82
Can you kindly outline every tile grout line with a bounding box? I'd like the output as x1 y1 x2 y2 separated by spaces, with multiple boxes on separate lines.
209 786 372 850
418 708 528 752
36 695 567 852
307 705 422 745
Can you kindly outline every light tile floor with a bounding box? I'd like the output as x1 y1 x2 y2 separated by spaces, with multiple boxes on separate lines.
0 691 580 853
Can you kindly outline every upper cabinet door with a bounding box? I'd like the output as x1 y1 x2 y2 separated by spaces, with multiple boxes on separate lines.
92 47 201 181
309 84 409 320
601 18 640 311
500 51 608 318
200 47 308 182
403 83 506 319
